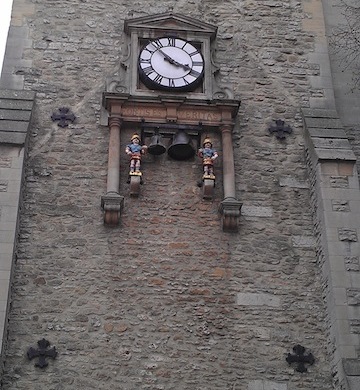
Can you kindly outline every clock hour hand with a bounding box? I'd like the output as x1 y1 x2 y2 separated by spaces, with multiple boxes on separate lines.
156 47 191 71
170 60 191 71
164 57 191 71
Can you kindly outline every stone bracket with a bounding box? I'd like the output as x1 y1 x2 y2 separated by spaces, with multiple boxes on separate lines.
101 192 124 226
129 174 141 197
219 198 242 232
202 178 215 199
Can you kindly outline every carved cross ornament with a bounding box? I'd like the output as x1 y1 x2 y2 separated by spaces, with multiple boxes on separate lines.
51 107 76 128
268 119 292 140
27 338 57 368
286 344 315 373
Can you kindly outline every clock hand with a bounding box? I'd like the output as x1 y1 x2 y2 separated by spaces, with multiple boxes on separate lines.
149 45 176 64
164 57 191 71
157 48 176 64
153 46 191 71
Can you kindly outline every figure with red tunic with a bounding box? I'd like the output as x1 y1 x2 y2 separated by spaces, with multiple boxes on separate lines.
125 133 147 176
198 137 218 179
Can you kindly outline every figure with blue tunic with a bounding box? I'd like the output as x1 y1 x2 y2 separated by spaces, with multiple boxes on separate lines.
125 133 147 175
198 137 218 179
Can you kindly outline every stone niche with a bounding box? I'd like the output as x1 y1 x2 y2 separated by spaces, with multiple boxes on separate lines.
101 13 242 231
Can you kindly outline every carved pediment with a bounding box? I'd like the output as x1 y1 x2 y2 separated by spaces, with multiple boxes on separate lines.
124 13 217 39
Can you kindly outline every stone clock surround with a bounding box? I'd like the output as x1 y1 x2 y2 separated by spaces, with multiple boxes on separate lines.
123 13 217 100
101 14 243 230
101 93 242 231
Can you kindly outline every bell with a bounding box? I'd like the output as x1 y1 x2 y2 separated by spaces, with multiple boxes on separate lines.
147 134 166 156
167 130 195 161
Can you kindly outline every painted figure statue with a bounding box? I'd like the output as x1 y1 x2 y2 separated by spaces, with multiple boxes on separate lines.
125 133 147 175
198 137 218 179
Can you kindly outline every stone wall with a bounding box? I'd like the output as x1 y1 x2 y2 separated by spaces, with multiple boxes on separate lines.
303 108 360 390
0 1 338 389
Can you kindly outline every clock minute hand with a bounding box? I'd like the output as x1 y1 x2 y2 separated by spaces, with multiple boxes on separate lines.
173 61 191 71
155 47 176 64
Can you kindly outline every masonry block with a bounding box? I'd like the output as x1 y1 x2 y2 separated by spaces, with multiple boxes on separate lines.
236 293 281 307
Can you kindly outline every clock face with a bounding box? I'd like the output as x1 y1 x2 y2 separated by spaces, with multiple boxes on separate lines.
138 37 204 92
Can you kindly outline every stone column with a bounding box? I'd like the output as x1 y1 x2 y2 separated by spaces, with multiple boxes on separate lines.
107 117 122 193
221 124 236 198
101 117 124 225
219 124 242 232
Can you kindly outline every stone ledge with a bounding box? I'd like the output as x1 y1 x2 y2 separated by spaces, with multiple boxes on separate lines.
0 133 27 145
307 127 348 139
302 108 339 118
303 108 356 162
312 137 352 150
304 117 343 129
0 89 35 100
0 99 34 111
0 109 32 122
0 89 35 145
343 359 360 376
0 120 30 133
315 148 356 162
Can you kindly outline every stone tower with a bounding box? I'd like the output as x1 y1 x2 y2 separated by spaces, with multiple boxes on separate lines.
0 1 359 389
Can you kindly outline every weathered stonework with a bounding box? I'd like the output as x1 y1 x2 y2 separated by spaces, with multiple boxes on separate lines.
303 107 360 389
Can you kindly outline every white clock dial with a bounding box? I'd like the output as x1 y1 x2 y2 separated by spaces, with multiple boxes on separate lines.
138 37 204 91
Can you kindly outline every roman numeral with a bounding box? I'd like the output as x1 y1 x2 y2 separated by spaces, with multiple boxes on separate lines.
167 37 176 46
151 39 163 49
168 78 175 87
189 69 201 77
182 77 190 85
140 58 151 64
144 45 156 53
153 74 163 84
142 65 154 75
192 61 203 67
188 50 199 57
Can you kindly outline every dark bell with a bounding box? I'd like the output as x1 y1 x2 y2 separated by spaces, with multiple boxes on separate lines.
167 130 195 161
147 134 166 156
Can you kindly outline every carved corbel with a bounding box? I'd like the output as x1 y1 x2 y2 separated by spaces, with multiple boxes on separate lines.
219 197 242 232
101 192 124 226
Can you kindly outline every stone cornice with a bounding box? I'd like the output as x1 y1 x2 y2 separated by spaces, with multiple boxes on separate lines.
103 92 240 129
